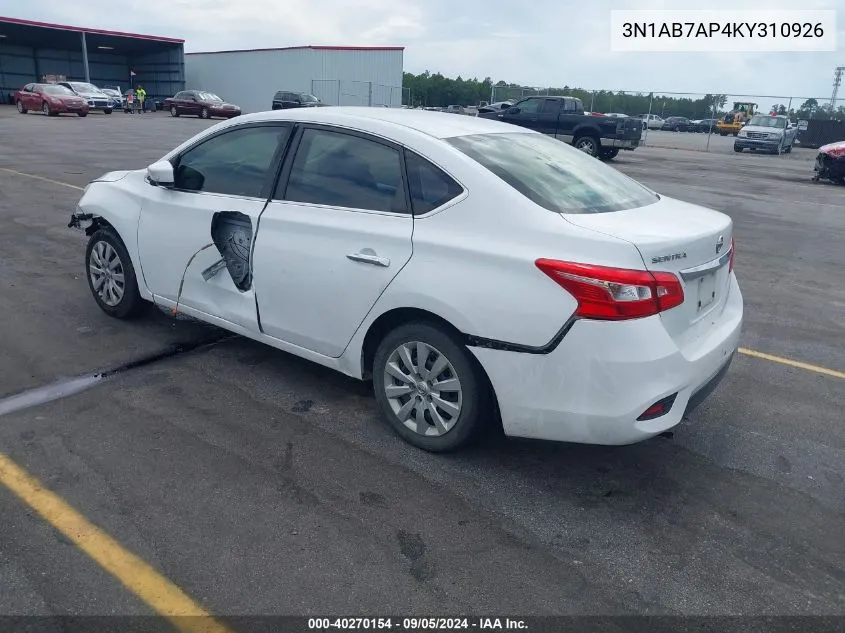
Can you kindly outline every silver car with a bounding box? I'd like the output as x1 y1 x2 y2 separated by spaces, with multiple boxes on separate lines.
733 115 797 154
58 81 116 114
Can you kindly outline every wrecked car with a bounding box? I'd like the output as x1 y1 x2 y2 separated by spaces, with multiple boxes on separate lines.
812 140 845 185
69 107 742 453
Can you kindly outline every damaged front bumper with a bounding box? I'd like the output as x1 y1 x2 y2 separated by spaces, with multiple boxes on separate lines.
68 209 95 232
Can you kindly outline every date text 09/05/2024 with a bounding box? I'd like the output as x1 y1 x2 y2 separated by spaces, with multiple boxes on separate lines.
621 22 824 38
308 618 528 630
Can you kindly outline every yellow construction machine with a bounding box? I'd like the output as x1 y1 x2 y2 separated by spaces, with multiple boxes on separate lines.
716 102 758 136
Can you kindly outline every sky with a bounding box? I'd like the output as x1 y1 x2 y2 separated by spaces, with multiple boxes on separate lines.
1 0 843 101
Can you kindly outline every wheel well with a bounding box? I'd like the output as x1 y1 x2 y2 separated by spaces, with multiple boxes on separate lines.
84 215 118 238
360 307 503 431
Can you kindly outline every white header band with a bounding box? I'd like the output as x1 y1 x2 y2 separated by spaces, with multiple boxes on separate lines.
610 10 837 52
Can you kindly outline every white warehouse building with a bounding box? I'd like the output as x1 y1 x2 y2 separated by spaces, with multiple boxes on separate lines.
185 45 405 114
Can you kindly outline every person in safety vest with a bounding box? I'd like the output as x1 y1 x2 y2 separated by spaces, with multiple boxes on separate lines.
136 85 147 113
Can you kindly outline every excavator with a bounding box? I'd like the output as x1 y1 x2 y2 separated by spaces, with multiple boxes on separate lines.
716 102 757 136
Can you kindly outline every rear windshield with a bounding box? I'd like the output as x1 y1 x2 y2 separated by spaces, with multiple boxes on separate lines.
446 132 659 214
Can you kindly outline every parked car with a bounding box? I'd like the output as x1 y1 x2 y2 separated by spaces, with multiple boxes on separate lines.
638 114 665 130
101 87 125 110
812 140 845 184
164 91 241 119
478 95 642 160
661 117 695 132
445 105 466 114
14 83 89 117
67 107 742 452
477 100 514 114
271 91 324 110
696 119 719 133
733 115 797 154
57 81 115 114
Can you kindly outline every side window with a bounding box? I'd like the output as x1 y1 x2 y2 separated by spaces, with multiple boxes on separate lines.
516 99 542 114
174 125 290 197
405 151 463 215
562 99 578 112
541 99 561 115
282 128 406 213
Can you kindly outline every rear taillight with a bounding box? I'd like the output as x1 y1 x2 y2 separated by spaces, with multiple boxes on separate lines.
728 237 735 272
535 259 684 321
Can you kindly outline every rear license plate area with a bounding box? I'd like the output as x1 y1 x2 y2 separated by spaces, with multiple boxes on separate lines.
697 273 717 312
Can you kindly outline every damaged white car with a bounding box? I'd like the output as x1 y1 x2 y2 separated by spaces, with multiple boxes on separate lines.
69 107 742 452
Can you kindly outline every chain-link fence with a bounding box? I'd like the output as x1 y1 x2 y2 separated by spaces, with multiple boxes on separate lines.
311 79 407 108
489 86 845 152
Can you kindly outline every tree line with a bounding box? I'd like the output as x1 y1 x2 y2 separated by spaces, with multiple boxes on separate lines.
402 71 845 122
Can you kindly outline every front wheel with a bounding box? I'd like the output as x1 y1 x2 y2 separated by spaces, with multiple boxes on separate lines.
78 111 88 117
170 106 179 117
734 145 743 152
42 102 51 116
573 135 600 157
373 322 491 452
200 107 210 119
85 228 145 319
16 100 27 114
104 108 113 115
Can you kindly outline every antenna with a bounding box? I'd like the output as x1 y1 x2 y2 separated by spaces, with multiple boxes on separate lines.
832 66 845 109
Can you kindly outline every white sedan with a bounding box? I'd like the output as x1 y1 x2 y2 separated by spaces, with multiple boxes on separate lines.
69 107 743 452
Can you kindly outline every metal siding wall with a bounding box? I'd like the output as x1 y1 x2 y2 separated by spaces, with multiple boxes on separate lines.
131 45 185 103
186 49 314 114
310 49 403 106
0 45 36 103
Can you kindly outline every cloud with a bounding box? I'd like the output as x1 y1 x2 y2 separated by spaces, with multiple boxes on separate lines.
2 0 840 99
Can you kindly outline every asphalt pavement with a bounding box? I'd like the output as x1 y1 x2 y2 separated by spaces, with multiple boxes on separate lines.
0 106 843 622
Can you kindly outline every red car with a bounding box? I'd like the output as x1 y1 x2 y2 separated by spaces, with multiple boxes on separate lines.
15 83 90 117
164 90 242 119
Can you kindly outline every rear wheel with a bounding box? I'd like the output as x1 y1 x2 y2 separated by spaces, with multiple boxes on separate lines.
573 135 600 157
85 228 145 319
373 322 491 452
16 100 27 114
200 107 210 119
599 148 620 161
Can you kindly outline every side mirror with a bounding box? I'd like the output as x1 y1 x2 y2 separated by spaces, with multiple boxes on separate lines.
147 160 175 187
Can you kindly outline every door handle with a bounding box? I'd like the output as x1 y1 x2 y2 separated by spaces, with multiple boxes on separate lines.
347 250 390 267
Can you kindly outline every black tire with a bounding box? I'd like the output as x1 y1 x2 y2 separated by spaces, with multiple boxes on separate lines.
85 228 146 319
673 125 680 132
78 112 88 118
200 107 210 119
372 322 491 452
573 135 600 157
599 148 620 161
42 102 51 116
104 108 113 115
170 106 179 117
16 100 27 114
734 145 743 153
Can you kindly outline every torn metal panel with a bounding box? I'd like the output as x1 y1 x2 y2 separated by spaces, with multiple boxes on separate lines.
211 211 253 291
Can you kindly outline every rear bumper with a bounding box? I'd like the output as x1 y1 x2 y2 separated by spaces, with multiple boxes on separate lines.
606 138 640 149
469 273 743 446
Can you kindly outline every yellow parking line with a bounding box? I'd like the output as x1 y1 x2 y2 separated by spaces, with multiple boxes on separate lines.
0 452 233 633
0 167 84 191
739 347 845 380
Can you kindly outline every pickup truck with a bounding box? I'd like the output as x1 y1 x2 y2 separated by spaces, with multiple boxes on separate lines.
477 95 642 159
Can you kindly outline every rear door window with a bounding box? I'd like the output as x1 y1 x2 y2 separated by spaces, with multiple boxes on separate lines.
280 127 406 213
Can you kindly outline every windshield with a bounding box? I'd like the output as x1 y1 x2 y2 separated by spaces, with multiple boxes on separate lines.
748 116 786 128
42 85 74 95
198 92 223 102
447 132 658 214
70 82 102 94
300 93 319 103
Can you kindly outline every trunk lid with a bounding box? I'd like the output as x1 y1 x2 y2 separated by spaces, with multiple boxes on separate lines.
562 196 733 351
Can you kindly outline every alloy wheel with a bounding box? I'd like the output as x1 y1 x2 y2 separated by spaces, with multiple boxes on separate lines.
382 341 463 437
89 240 126 307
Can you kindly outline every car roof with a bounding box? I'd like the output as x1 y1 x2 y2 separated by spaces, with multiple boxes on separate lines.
232 106 531 140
